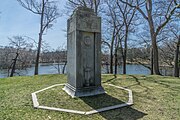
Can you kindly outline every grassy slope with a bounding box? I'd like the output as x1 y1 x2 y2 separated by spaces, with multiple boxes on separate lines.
0 74 180 120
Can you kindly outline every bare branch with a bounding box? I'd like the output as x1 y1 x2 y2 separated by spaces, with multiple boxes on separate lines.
155 3 179 35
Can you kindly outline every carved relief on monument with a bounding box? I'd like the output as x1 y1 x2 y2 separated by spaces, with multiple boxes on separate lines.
84 36 91 46
82 34 95 87
84 67 92 87
76 16 101 33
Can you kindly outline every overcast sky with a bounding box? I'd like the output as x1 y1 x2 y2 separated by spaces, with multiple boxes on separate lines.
0 0 67 49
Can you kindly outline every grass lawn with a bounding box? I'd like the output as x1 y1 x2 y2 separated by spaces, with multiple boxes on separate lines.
0 74 180 120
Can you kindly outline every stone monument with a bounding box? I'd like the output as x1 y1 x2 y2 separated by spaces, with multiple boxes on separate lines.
63 7 105 97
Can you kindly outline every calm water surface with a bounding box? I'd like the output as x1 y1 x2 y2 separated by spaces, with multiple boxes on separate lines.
0 64 150 78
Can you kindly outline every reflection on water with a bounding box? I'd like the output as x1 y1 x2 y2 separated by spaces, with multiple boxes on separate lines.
0 64 150 78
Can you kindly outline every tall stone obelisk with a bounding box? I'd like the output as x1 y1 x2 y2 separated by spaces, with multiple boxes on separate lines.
63 7 105 97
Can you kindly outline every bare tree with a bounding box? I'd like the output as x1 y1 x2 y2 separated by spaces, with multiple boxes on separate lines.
104 0 120 74
101 40 111 73
118 0 179 75
0 47 12 69
17 0 60 75
174 35 180 77
103 0 137 75
168 23 180 77
135 29 153 74
158 19 180 77
8 36 32 77
116 0 136 74
53 47 67 74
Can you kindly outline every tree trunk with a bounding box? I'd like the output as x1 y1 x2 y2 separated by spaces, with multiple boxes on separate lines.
148 16 161 75
34 35 41 75
122 29 128 74
34 0 45 75
106 62 109 74
150 47 154 75
10 53 19 77
122 55 126 74
114 51 118 75
101 40 111 74
173 36 180 77
62 61 67 74
57 63 60 74
146 1 160 75
152 36 161 75
110 29 115 74
110 46 114 74
114 36 119 75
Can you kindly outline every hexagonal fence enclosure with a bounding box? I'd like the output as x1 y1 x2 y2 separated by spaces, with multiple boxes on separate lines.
31 83 133 115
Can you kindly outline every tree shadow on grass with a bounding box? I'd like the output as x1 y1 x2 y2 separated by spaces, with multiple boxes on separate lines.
80 93 147 120
102 75 116 83
149 78 180 92
128 75 180 92
126 75 151 91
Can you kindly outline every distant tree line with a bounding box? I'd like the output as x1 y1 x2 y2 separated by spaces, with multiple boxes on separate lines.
0 36 67 77
0 36 36 76
0 36 179 77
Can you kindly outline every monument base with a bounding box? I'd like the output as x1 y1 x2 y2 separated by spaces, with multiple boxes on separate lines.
63 83 105 98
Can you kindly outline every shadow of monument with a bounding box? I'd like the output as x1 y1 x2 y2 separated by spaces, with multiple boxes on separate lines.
80 93 147 120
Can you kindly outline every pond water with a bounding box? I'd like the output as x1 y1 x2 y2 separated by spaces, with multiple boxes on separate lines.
0 64 150 78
